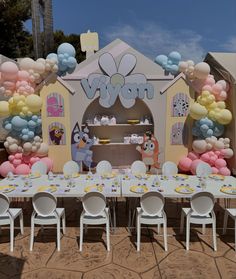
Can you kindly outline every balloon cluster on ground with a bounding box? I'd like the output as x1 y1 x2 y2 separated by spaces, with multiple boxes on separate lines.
47 43 77 76
0 42 78 176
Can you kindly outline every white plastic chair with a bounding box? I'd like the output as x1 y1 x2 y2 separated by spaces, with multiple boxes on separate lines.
80 192 110 251
96 160 112 175
63 160 79 176
131 160 146 175
196 162 212 177
137 192 167 252
0 193 24 252
162 161 178 176
180 191 217 251
31 161 48 175
223 208 236 251
30 192 66 251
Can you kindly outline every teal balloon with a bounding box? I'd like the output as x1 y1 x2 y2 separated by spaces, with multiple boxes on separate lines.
155 55 168 66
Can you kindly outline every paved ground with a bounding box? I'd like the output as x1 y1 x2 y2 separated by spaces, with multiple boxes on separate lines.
0 198 235 278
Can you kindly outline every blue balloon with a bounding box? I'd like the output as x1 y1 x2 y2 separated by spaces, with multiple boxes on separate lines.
168 51 181 64
155 55 168 66
46 53 58 63
57 43 76 57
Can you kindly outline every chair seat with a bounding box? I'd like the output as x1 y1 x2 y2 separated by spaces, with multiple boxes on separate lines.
34 208 65 225
182 208 213 224
0 208 22 223
226 208 236 219
82 211 108 225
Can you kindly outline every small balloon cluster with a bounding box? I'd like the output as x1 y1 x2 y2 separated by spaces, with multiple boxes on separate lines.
47 43 77 76
155 51 181 75
0 42 78 176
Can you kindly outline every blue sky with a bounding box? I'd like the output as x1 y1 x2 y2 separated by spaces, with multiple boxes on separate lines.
25 0 236 62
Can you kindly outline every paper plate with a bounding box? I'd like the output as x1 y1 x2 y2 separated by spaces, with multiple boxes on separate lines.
220 186 236 195
129 185 148 194
0 185 16 193
134 173 150 180
209 174 225 181
27 172 41 179
37 185 57 193
84 184 104 193
174 174 189 180
122 175 131 180
101 173 116 179
175 185 195 194
127 119 140 124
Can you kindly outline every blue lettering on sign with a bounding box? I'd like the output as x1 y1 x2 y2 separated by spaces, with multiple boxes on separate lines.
81 77 154 108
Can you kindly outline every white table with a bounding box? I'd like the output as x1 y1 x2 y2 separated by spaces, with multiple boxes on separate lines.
121 174 236 199
0 174 121 198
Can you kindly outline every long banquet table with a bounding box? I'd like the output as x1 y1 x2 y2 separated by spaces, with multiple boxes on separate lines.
0 173 236 199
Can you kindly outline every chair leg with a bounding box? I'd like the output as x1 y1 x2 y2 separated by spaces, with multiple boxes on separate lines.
0 226 1 235
186 216 190 251
112 200 116 229
30 222 34 251
212 219 217 251
137 216 141 252
234 219 236 252
79 218 83 252
163 220 168 252
180 211 185 234
106 220 110 251
62 213 66 234
202 224 206 235
223 210 229 235
19 212 24 235
10 219 14 252
84 224 88 234
57 220 61 251
157 224 161 234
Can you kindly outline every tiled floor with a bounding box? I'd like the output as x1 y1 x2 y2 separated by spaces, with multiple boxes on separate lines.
0 198 236 278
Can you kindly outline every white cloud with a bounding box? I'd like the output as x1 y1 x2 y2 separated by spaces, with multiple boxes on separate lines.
104 22 205 63
222 36 236 52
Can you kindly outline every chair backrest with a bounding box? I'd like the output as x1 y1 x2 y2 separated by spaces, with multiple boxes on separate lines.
196 162 212 177
82 192 106 216
32 192 57 216
140 191 165 216
131 160 146 175
63 160 79 176
31 161 47 175
0 193 10 215
191 192 215 215
96 160 112 175
162 161 178 176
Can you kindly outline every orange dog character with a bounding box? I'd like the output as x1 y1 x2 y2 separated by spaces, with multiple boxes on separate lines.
136 132 160 172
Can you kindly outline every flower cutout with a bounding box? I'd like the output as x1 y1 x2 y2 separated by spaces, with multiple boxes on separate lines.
88 52 147 108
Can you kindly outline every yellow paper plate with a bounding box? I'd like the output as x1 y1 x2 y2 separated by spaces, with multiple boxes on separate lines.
174 174 189 180
99 139 110 144
64 173 80 179
134 173 150 180
27 172 41 179
127 119 140 124
0 185 16 193
37 185 57 193
101 173 116 179
175 185 194 194
130 185 148 194
209 174 225 180
220 186 236 195
84 184 104 193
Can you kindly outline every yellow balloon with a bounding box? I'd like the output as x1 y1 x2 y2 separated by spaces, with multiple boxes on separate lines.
190 102 208 120
0 101 10 117
25 95 42 113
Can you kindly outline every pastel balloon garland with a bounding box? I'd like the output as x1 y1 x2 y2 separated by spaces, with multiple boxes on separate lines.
0 43 78 176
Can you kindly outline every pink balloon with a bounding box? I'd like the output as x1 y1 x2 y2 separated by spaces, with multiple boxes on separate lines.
8 155 15 161
187 152 199 161
215 158 227 169
202 85 212 92
211 167 219 174
15 164 30 175
1 62 18 80
15 153 22 159
18 70 30 81
40 157 53 172
219 167 231 176
0 161 15 177
212 84 222 95
178 157 192 171
200 153 210 163
190 159 202 174
30 157 40 165
12 159 22 166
